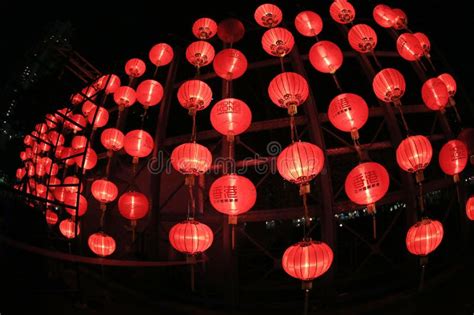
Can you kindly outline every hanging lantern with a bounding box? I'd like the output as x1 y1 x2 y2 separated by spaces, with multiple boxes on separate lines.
71 135 87 151
396 135 433 182
213 48 248 80
209 174 257 217
59 218 80 239
193 17 218 40
45 113 58 129
65 114 86 133
210 98 252 139
171 142 212 176
113 86 136 111
309 40 343 74
439 140 468 182
254 3 282 28
294 11 323 37
74 147 97 170
406 219 444 256
45 209 58 226
348 24 378 53
414 32 431 57
438 73 457 108
392 8 408 30
48 131 65 147
63 192 88 217
101 128 125 152
282 240 333 282
63 176 83 193
53 187 68 203
261 27 294 57
186 41 215 68
123 130 154 163
217 18 245 44
91 179 118 204
329 0 356 24
87 107 109 129
118 191 149 222
136 79 164 108
397 33 424 61
61 147 76 166
95 74 121 94
373 4 396 28
149 43 174 67
466 197 474 220
88 232 116 257
16 168 26 180
169 219 213 255
268 72 309 115
48 177 61 190
344 162 390 214
328 93 369 140
35 123 48 134
125 58 146 78
422 78 449 111
372 68 406 104
177 80 213 113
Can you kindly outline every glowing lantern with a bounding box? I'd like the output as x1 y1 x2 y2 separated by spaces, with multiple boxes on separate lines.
48 177 61 190
294 11 323 37
95 74 121 94
74 147 97 170
171 142 212 175
213 48 248 80
268 72 309 115
396 135 433 182
63 176 83 193
59 218 80 239
45 114 58 129
125 58 146 78
118 191 149 221
392 8 408 30
48 131 65 147
65 114 86 133
61 147 76 166
406 219 443 256
348 24 378 53
35 123 48 134
177 80 213 113
87 107 109 129
439 140 468 182
136 79 164 108
91 179 118 204
328 93 369 140
16 168 26 180
64 192 88 217
82 100 96 118
422 78 449 111
209 174 256 217
373 4 396 28
217 18 245 44
113 86 136 111
71 135 88 150
438 73 456 97
254 3 282 28
309 40 343 74
193 17 218 40
101 128 125 152
210 98 252 139
372 68 406 104
149 43 174 67
414 32 431 57
466 197 474 220
329 0 356 24
45 209 58 226
54 187 68 203
169 219 213 254
123 130 154 163
261 27 295 57
186 41 215 68
397 33 424 61
88 232 116 257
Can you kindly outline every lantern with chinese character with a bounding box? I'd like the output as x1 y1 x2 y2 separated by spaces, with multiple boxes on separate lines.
439 140 468 182
210 98 252 140
213 48 247 80
328 93 369 140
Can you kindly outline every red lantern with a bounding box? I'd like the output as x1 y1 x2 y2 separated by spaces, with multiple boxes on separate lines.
63 176 83 193
438 73 457 96
123 130 154 163
61 147 75 166
329 0 356 24
136 79 164 108
344 162 390 213
268 72 309 115
414 32 431 56
213 48 247 80
118 191 149 221
91 179 118 204
348 24 378 53
54 187 68 202
373 68 406 103
71 135 88 150
193 17 218 40
169 219 213 254
88 232 116 257
64 192 88 217
422 78 449 111
171 142 212 175
309 40 343 74
95 74 121 94
261 27 295 57
406 219 444 256
16 168 26 180
397 33 424 61
373 4 396 28
396 135 433 182
149 43 174 67
209 174 257 216
87 107 109 129
177 80 213 112
254 3 282 28
101 128 125 152
282 240 333 281
65 114 86 133
45 209 58 226
392 8 408 30
217 18 245 44
439 140 468 181
74 147 97 170
328 93 369 140
48 131 65 147
125 58 146 78
294 11 323 37
59 218 80 239
466 197 474 221
48 177 61 190
24 134 34 146
186 41 215 68
45 113 58 129
35 123 48 134
277 141 325 185
113 86 136 110
210 98 252 138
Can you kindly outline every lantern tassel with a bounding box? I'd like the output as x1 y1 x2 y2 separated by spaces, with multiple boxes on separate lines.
418 262 426 291
190 262 195 292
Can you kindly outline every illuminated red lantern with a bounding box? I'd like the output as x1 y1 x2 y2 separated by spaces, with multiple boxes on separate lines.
329 0 356 24
59 218 80 239
177 80 213 113
209 174 256 216
169 219 213 254
439 140 468 182
88 232 116 257
422 78 449 111
282 240 333 281
268 72 309 115
186 41 215 68
217 18 245 44
123 130 154 163
125 58 146 78
61 147 75 166
277 141 324 185
65 114 86 133
54 187 68 202
20 151 28 161
406 219 444 256
294 11 323 37
63 176 83 193
95 74 121 94
23 135 34 146
309 40 343 74
64 192 88 217
344 162 390 213
254 3 282 28
71 135 88 150
136 79 164 108
392 8 408 30
48 177 61 190
414 32 431 56
74 147 97 170
101 128 124 152
373 4 396 28
372 68 406 104
45 209 58 226
328 93 369 140
466 197 474 220
87 107 109 129
210 98 252 138
118 191 149 221
261 27 294 57
438 73 457 96
397 33 424 61
171 142 212 175
396 135 433 182
55 108 71 123
149 43 174 67
91 179 118 204
35 123 48 134
193 17 218 40
45 113 58 129
348 24 378 53
16 168 26 180
48 131 65 147
213 48 247 80
113 86 136 110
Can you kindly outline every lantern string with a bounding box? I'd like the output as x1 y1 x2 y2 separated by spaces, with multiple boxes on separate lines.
426 57 436 72
452 104 463 125
290 115 297 143
418 182 425 214
153 65 159 79
188 180 196 219
395 104 410 134
371 51 382 69
100 207 106 228
303 288 310 315
191 112 197 142
418 264 426 291
332 74 343 93
140 108 148 129
302 191 310 239
280 57 286 73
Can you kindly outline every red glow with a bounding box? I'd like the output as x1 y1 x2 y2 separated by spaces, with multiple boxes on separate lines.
439 140 468 176
125 58 146 78
210 98 252 137
186 41 215 67
136 79 164 108
277 141 324 185
309 40 343 74
268 72 309 111
169 219 213 255
329 0 355 24
171 142 212 175
101 128 125 151
422 78 449 111
63 176 83 193
373 68 406 103
88 232 116 257
59 218 80 239
328 93 368 133
345 162 389 209
406 219 443 256
118 191 149 220
373 4 396 28
217 18 245 44
74 147 97 170
16 168 26 180
64 192 88 217
95 74 121 94
87 107 109 128
209 174 256 216
438 73 457 96
392 8 408 30
294 11 323 37
213 48 247 80
348 24 378 53
149 43 174 67
45 209 58 226
193 18 218 40
414 32 430 56
254 3 282 28
177 80 213 112
466 197 474 221
91 179 118 204
397 33 424 61
396 135 433 173
123 130 154 160
71 135 88 150
65 114 86 133
113 86 137 110
261 27 294 57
